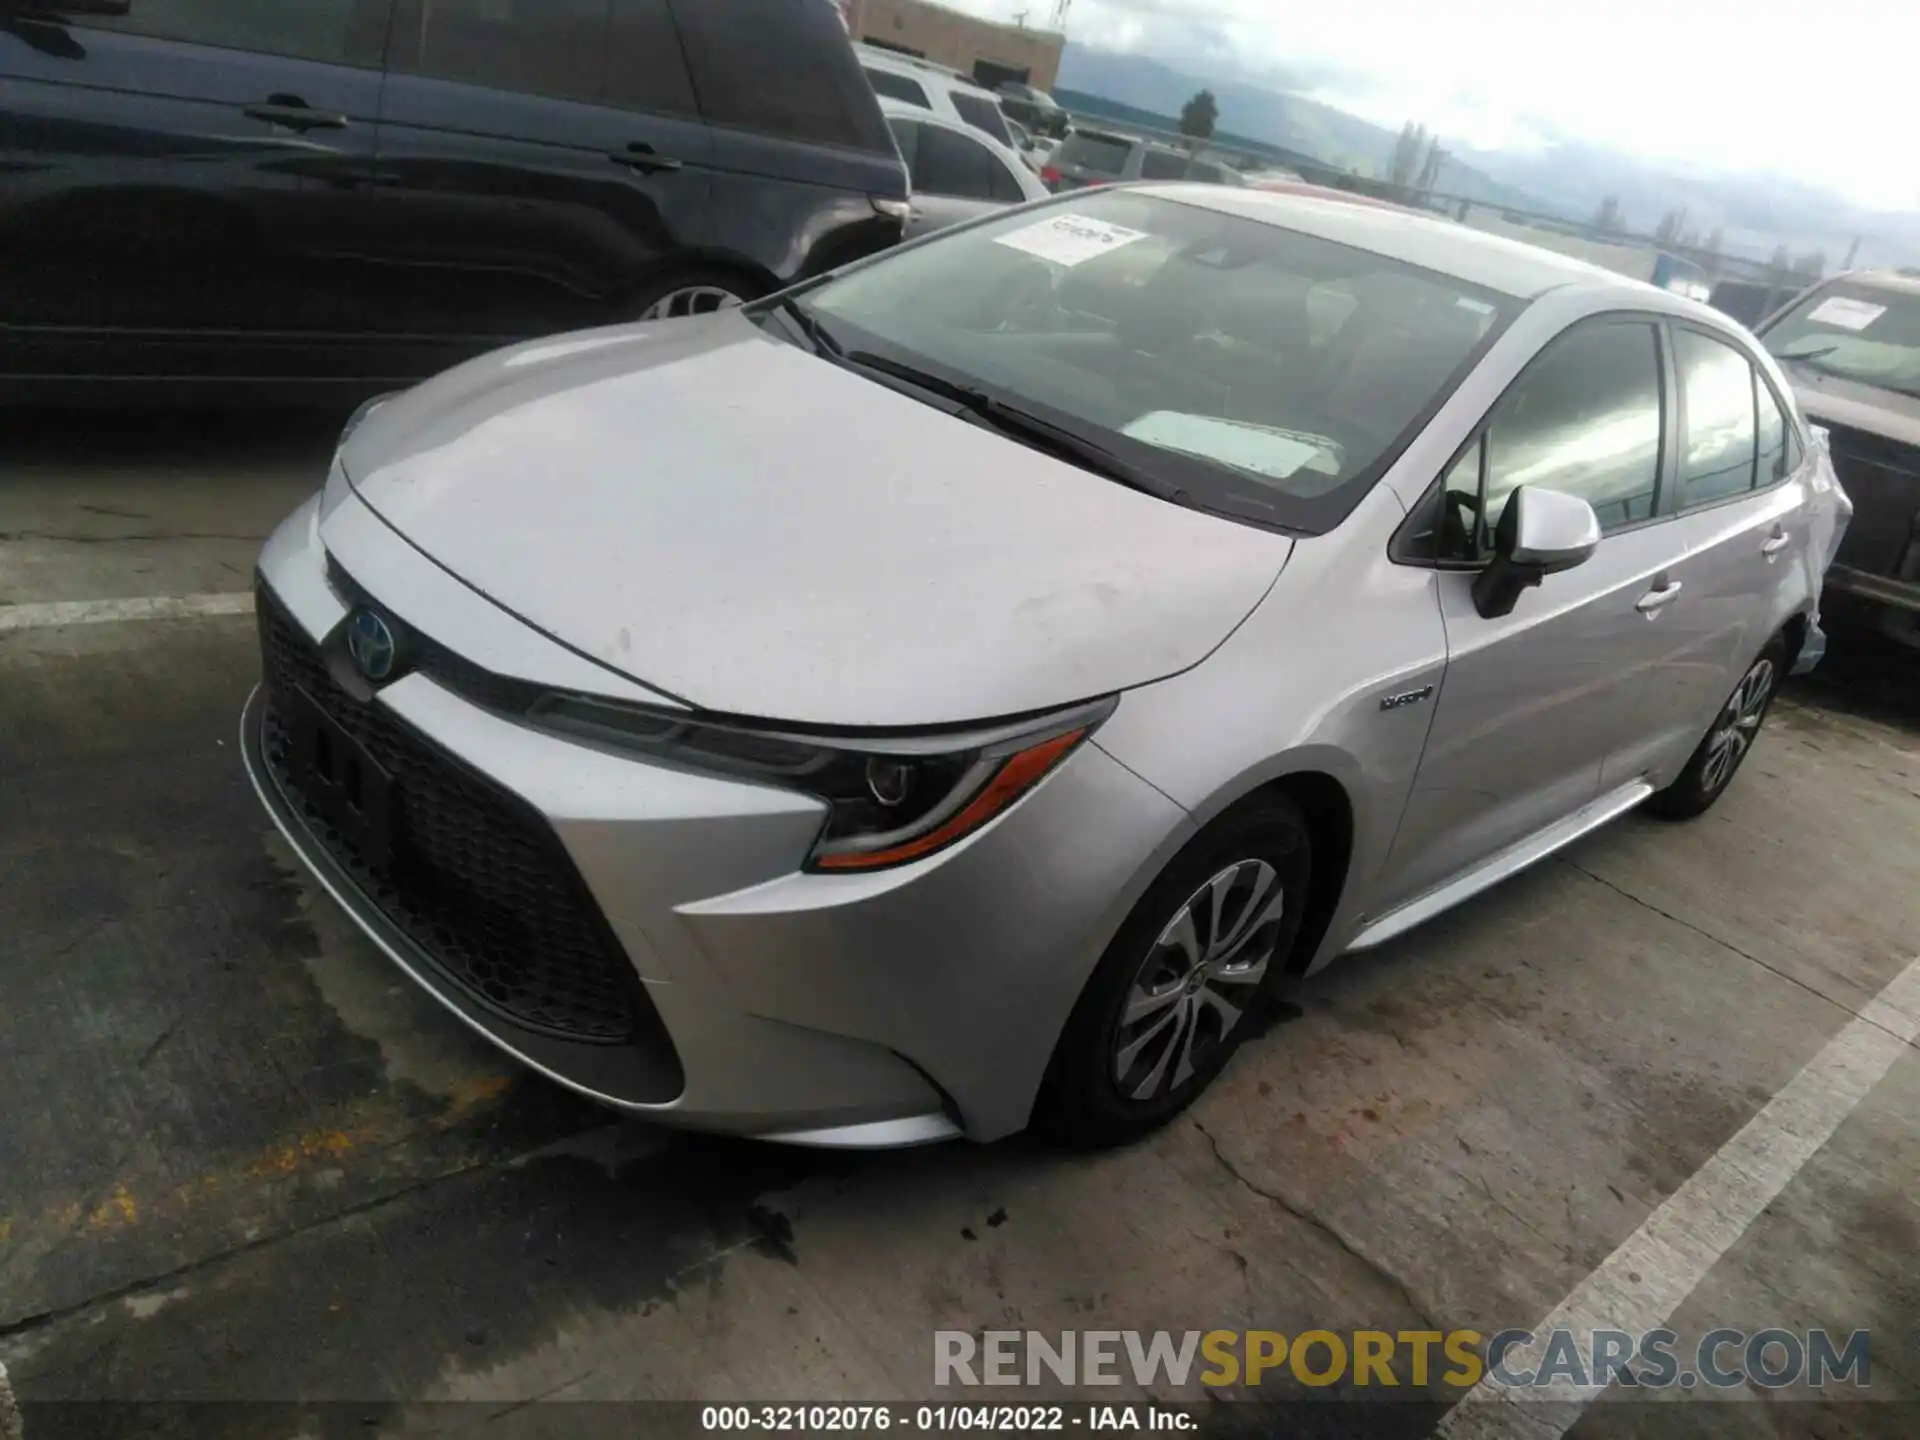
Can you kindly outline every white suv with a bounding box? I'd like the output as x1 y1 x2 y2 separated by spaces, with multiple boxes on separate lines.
855 44 1017 151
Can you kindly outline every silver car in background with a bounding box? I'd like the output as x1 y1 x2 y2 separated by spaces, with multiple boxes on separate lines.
245 186 1848 1149
878 97 1049 239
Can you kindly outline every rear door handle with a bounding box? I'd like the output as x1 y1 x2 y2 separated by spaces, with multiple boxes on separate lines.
1762 530 1791 557
1635 579 1683 613
609 144 682 174
244 98 348 131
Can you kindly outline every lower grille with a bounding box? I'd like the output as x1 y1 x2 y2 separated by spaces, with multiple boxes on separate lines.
256 586 645 1044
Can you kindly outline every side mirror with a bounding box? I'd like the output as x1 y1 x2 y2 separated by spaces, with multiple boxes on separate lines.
1470 485 1601 619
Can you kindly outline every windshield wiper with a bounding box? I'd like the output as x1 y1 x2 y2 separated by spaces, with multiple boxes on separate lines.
1775 343 1840 373
763 294 845 359
840 350 1177 502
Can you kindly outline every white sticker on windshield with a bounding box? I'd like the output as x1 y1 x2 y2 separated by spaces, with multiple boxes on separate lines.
1121 412 1328 480
1806 296 1886 331
1455 296 1495 315
994 213 1148 267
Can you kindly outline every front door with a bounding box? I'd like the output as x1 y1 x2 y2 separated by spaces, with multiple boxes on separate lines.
0 1 388 384
1377 317 1692 912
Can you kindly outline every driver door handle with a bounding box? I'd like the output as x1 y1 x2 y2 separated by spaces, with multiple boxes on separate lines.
609 143 682 173
244 96 348 131
1636 577 1683 613
1762 529 1791 557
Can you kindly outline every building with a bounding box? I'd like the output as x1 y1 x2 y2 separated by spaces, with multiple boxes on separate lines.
841 0 1065 94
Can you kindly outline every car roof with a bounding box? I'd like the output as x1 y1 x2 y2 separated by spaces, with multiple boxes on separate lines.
1139 184 1646 299
1840 269 1920 297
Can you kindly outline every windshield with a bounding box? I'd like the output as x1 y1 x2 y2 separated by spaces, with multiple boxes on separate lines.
1761 282 1920 395
798 189 1518 533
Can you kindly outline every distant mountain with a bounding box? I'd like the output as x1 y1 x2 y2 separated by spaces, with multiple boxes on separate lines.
1056 47 1550 213
1054 45 1920 270
1456 137 1920 269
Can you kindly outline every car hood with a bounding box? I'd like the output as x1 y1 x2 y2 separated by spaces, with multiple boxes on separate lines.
1782 366 1920 448
341 315 1292 728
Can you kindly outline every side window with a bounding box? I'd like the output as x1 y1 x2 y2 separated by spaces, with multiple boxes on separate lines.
1755 371 1792 486
865 69 931 109
1674 328 1758 506
1139 149 1187 181
987 153 1028 203
948 91 1013 146
84 0 385 65
670 0 893 153
1187 161 1225 184
916 126 995 200
391 0 696 114
1482 321 1664 541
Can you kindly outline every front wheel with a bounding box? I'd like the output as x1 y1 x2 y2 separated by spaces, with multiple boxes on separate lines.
1034 798 1312 1147
1647 637 1787 819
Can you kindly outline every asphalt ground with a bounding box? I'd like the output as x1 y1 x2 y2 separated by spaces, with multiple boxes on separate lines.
1 409 1917 1440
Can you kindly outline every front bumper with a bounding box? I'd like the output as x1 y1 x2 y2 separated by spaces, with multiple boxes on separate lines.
247 490 1190 1143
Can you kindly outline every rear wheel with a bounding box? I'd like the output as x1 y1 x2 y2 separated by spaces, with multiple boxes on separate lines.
1647 637 1787 819
1035 797 1311 1147
629 267 763 323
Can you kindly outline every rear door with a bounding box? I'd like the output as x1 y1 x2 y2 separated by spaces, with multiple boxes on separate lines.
667 0 906 279
366 0 713 369
0 0 388 387
1379 317 1693 911
1617 325 1816 782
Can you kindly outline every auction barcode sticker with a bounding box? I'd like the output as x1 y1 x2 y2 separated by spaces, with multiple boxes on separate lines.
994 213 1148 267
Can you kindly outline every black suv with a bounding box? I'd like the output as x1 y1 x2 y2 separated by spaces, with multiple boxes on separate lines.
0 0 906 401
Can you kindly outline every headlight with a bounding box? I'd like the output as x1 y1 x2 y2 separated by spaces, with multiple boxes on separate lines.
527 694 1115 871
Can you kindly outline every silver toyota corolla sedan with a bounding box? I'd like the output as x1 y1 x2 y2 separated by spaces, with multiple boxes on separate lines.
245 186 1850 1149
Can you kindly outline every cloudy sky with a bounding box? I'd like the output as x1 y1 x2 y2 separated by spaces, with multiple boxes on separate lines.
938 0 1917 211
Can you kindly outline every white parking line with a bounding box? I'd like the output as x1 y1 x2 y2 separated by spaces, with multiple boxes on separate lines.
1437 952 1920 1439
0 592 253 633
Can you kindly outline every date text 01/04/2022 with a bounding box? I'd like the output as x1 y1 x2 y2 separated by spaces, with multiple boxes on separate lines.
699 1404 1198 1432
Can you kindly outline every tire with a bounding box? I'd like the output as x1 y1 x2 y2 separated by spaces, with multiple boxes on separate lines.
1646 636 1788 820
1034 796 1312 1148
628 266 764 323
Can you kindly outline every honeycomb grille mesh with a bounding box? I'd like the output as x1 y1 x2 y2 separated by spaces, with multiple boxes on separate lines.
257 587 641 1043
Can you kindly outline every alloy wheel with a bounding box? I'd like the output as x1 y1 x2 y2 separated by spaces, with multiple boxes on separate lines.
638 285 744 322
1111 859 1286 1101
1700 656 1775 795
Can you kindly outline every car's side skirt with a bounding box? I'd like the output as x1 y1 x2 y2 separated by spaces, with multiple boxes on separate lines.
1345 777 1655 951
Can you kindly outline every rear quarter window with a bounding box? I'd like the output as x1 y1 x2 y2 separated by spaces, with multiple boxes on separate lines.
670 0 893 153
864 68 930 109
1056 133 1129 175
949 91 1013 146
